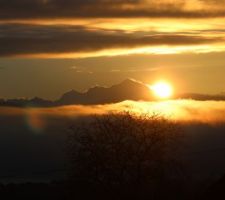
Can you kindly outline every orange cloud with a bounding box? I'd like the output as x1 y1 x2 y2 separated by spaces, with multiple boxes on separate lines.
1 100 225 124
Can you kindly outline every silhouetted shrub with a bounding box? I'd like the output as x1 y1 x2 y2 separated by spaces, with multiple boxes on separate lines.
0 182 66 200
66 112 183 199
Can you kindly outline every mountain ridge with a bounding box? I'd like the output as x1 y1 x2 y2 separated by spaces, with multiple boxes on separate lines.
0 79 225 107
55 78 153 105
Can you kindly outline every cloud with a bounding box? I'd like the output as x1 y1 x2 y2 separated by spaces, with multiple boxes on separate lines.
1 100 225 124
0 24 222 57
200 0 225 4
0 0 225 19
71 66 93 74
110 67 160 73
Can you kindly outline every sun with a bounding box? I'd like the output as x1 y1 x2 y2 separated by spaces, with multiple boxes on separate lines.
150 81 173 99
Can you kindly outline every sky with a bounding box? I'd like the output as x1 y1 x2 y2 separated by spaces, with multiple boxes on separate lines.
0 0 225 100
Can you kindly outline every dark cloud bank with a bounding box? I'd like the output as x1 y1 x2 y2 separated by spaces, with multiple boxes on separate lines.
0 0 225 19
0 24 221 56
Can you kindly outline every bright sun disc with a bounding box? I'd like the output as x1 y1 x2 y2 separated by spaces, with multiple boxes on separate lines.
151 82 173 99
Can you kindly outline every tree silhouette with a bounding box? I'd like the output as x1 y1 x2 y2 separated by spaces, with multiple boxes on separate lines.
66 112 183 199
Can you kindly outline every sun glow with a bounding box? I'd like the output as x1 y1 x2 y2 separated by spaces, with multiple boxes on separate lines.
150 81 173 99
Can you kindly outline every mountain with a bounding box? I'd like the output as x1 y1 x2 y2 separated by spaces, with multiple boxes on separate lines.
0 79 153 107
0 97 53 107
56 79 153 105
56 90 84 105
28 97 54 107
0 79 225 107
175 93 225 101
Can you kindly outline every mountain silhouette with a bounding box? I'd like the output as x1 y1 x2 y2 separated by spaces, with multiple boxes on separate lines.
0 79 224 107
175 93 225 101
56 90 84 105
0 97 53 107
56 79 153 105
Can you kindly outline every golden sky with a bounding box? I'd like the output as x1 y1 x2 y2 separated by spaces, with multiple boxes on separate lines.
0 0 225 99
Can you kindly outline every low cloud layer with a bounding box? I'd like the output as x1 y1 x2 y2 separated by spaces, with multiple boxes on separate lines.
1 100 225 126
0 24 222 57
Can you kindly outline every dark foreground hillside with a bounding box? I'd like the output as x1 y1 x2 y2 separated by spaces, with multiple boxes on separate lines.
1 112 225 199
1 178 225 200
0 182 66 200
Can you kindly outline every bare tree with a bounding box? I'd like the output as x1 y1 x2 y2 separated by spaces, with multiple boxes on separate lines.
66 112 183 199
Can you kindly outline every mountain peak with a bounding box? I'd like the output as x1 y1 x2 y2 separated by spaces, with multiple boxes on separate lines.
64 89 80 95
56 79 152 105
121 78 139 85
87 85 106 93
30 97 43 101
56 89 83 105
